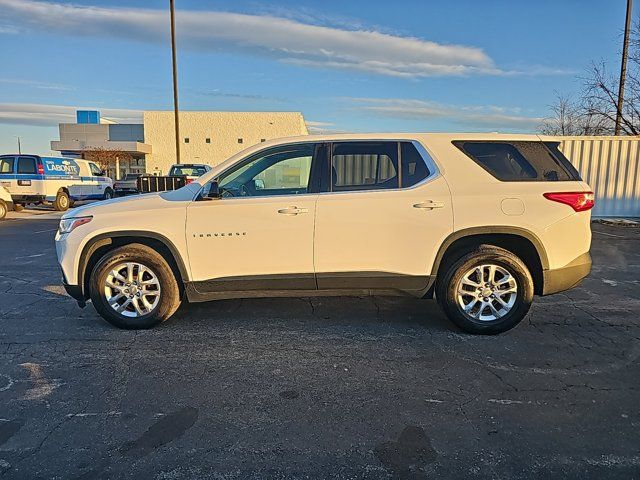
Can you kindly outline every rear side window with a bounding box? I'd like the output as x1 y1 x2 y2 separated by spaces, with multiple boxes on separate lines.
17 157 36 174
331 142 399 191
169 166 207 177
453 141 580 182
0 157 13 173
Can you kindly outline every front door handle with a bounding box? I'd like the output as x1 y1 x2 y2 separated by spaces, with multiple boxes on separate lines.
413 201 445 210
277 206 309 215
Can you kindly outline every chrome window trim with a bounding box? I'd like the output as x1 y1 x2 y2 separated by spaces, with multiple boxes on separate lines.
319 139 441 196
193 138 441 201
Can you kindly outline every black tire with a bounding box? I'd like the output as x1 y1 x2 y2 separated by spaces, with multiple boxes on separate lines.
13 204 24 212
54 191 70 211
103 188 114 201
0 201 6 220
436 245 534 335
90 244 181 329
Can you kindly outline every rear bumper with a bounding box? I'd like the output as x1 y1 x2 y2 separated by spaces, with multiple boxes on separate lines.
542 252 592 295
11 195 45 204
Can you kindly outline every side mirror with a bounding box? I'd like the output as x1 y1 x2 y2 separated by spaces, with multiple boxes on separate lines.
205 180 221 199
99 170 106 177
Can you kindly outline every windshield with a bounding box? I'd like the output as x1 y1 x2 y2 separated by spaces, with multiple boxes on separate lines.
169 166 207 177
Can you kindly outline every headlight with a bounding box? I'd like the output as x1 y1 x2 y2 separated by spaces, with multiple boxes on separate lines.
59 216 92 234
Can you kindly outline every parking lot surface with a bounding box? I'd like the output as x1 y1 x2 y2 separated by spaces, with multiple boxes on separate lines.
0 213 638 479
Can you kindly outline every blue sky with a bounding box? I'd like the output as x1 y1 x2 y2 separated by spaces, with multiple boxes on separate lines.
0 0 634 154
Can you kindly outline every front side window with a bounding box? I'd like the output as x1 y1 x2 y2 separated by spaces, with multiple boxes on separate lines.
89 163 102 176
330 142 398 191
0 157 13 173
17 157 36 174
217 143 315 197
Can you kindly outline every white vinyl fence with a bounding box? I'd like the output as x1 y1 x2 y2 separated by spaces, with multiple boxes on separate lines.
545 136 640 218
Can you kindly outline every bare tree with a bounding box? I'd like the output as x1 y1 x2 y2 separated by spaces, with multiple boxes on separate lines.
542 19 640 136
540 92 610 135
582 61 639 135
81 148 133 176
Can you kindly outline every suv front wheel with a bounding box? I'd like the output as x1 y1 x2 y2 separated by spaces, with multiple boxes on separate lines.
436 245 534 335
90 244 181 329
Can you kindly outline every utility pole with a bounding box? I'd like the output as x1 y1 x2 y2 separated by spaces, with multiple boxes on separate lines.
15 136 21 154
169 0 181 163
615 0 633 135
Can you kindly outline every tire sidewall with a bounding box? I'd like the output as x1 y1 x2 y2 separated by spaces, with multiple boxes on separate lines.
104 189 113 200
0 201 6 220
55 191 69 211
440 248 534 334
90 248 177 329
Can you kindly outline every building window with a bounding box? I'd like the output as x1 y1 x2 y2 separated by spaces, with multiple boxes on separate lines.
261 139 266 142
206 138 211 144
184 138 190 143
238 138 243 144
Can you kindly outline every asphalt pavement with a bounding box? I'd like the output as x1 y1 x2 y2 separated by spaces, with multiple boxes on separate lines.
0 211 638 479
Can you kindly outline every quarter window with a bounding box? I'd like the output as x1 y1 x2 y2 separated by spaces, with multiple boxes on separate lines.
17 157 36 174
401 142 431 187
0 157 13 173
330 142 398 191
217 143 316 197
454 141 580 182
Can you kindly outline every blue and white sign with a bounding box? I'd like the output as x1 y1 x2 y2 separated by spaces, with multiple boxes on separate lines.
42 157 81 177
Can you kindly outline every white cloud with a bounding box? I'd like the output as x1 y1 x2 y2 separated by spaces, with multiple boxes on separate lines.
0 23 20 34
305 120 337 134
0 78 73 91
0 0 563 79
0 103 142 126
348 98 543 131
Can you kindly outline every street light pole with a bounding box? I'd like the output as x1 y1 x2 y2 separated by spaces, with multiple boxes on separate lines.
169 0 181 164
615 0 633 135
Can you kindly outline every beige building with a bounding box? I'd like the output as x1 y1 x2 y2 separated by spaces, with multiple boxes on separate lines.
51 110 308 178
143 111 308 175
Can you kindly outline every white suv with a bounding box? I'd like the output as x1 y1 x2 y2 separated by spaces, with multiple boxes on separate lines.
55 134 594 334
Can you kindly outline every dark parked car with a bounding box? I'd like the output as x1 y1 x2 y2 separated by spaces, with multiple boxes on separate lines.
113 173 142 196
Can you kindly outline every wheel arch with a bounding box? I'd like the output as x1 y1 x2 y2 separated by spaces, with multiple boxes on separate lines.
78 231 189 299
431 227 548 296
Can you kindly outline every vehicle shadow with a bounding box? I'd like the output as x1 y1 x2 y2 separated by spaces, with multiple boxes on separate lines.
168 295 456 333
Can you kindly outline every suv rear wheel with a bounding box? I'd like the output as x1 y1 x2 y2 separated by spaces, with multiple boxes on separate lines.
90 244 181 329
436 245 534 335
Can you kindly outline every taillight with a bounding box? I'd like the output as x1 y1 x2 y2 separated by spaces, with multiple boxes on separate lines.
186 179 193 184
543 191 595 212
37 162 44 175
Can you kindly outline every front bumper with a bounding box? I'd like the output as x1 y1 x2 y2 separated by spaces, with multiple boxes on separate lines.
542 252 592 295
62 273 86 307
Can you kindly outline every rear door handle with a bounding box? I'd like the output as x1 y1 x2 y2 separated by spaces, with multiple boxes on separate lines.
277 206 309 215
413 201 445 210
